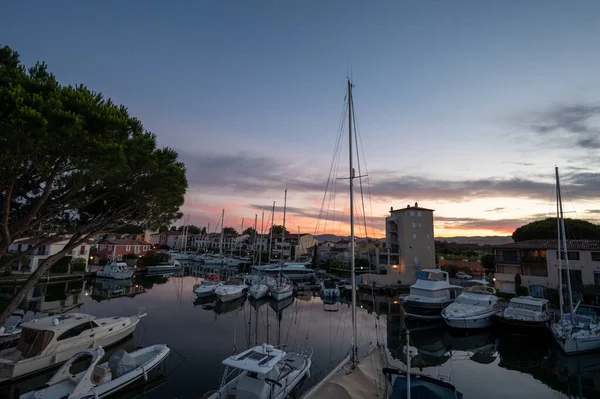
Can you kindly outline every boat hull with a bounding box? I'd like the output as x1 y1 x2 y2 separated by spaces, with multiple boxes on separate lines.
216 288 246 302
96 271 134 280
492 314 551 333
402 299 452 321
249 284 269 300
551 324 600 355
442 311 496 329
270 288 294 301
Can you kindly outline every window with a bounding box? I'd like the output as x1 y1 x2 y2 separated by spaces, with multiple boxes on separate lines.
595 272 600 286
143 246 148 251
592 252 600 261
412 233 417 239
79 245 86 255
126 245 131 251
418 222 422 228
428 245 431 251
410 211 414 216
417 211 422 217
426 233 430 239
57 321 98 341
99 244 106 250
412 222 416 229
556 251 580 260
414 256 420 267
134 245 140 254
117 254 123 261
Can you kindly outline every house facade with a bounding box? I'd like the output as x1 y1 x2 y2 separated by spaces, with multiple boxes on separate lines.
8 236 92 273
493 239 600 295
94 239 152 263
364 203 435 285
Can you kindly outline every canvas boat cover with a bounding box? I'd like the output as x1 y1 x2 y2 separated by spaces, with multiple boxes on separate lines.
307 349 387 399
108 349 137 378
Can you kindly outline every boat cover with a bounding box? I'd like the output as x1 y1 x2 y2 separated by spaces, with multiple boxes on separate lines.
306 349 386 399
108 349 137 378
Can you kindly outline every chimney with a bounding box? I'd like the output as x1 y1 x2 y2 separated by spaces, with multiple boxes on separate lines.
415 202 418 207
407 205 410 208
390 206 393 212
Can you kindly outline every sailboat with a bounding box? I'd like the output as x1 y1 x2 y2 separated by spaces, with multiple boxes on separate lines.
551 167 600 354
301 80 387 399
266 190 294 301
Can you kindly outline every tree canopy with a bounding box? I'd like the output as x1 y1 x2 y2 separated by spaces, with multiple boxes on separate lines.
178 224 201 235
242 227 257 236
269 225 290 236
512 218 600 242
223 227 238 235
0 45 187 325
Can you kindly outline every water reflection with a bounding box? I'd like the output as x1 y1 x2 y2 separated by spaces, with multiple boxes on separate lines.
1 275 600 399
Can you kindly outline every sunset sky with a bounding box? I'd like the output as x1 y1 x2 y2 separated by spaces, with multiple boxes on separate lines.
3 2 600 237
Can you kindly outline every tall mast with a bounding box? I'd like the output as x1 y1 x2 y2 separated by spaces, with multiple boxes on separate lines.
259 212 264 266
268 202 275 263
348 78 357 367
239 218 244 258
253 215 258 263
556 167 574 317
219 209 225 257
556 168 564 316
280 190 287 282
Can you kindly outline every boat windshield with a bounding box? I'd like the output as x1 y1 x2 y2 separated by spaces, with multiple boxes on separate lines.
17 328 54 358
508 302 542 312
454 296 490 306
416 270 446 281
410 288 447 298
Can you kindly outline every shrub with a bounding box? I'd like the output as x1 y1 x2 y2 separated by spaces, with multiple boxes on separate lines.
50 256 72 273
515 285 529 297
124 253 139 260
98 258 109 266
72 258 87 272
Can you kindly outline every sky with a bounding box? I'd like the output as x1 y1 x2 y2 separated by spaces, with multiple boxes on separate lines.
2 1 600 238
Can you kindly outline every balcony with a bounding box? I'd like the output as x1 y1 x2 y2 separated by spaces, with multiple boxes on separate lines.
495 255 546 265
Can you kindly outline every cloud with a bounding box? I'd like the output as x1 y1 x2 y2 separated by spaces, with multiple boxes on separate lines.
434 216 533 232
527 104 600 149
585 209 600 214
178 150 600 203
485 207 505 212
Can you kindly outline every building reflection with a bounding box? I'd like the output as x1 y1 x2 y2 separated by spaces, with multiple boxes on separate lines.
0 280 87 316
89 278 146 302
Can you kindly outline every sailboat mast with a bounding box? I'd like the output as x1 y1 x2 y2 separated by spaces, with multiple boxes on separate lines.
253 215 258 263
219 209 225 257
269 202 275 263
260 212 264 266
556 168 564 316
239 218 244 258
280 190 287 282
556 167 574 316
348 78 357 367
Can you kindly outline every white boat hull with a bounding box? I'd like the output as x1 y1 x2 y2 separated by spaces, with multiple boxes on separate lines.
216 288 246 302
270 288 294 301
551 323 600 354
194 285 221 297
442 310 496 329
249 284 269 300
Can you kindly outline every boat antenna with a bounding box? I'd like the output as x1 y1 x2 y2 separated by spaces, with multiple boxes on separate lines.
555 167 564 317
348 78 357 367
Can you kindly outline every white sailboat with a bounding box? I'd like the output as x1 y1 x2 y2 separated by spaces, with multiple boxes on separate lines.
551 167 600 354
266 190 294 301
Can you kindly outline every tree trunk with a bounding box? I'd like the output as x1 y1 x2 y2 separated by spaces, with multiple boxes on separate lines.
0 251 71 326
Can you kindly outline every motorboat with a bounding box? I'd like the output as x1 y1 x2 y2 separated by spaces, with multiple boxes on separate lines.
0 312 25 349
249 277 271 300
215 295 247 316
442 285 499 329
320 279 340 298
267 276 294 301
0 310 146 382
20 344 170 399
252 263 316 283
201 343 312 399
493 296 552 331
169 250 189 261
401 269 462 320
96 262 134 280
215 276 248 302
194 279 223 298
145 260 181 277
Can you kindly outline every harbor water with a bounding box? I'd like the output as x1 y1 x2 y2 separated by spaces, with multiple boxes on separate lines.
0 269 597 399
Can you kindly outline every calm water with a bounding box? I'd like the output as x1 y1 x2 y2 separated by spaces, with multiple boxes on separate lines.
0 269 598 399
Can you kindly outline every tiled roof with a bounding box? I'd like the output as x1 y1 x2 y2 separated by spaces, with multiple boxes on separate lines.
494 239 600 251
99 239 151 246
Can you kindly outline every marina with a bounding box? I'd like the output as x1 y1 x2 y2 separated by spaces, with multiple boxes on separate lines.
0 267 598 398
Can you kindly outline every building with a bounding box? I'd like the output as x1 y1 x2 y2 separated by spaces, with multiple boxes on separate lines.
493 239 600 295
363 202 435 286
148 231 182 248
94 239 152 263
8 236 92 273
